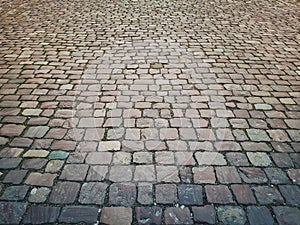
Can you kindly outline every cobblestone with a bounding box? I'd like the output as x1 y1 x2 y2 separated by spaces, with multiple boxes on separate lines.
0 0 299 223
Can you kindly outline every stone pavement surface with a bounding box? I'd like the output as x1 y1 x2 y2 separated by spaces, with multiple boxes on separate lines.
0 0 300 224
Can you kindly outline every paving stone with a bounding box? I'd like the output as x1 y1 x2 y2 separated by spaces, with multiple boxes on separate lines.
216 166 241 183
25 172 56 186
0 158 21 169
3 170 27 184
226 153 250 166
160 128 178 140
49 182 80 204
279 185 300 206
271 153 294 168
28 187 51 203
122 140 144 151
136 207 162 225
287 169 300 184
109 183 136 206
241 142 272 152
155 184 177 204
109 165 134 182
192 205 216 224
193 166 216 184
155 152 175 164
100 207 132 225
23 206 60 224
0 124 25 136
231 184 256 204
205 185 234 204
164 207 193 225
195 152 227 165
86 152 113 164
156 166 180 182
175 152 195 165
79 182 107 205
247 152 272 166
217 206 246 225
45 160 64 173
0 147 24 157
86 165 108 181
60 164 88 181
113 152 131 165
246 129 270 141
134 165 155 182
255 103 272 110
0 202 27 224
48 150 69 159
273 206 300 225
22 158 48 169
51 140 77 151
265 168 290 184
253 186 284 204
0 185 29 201
247 206 274 225
98 141 121 151
178 184 203 205
138 183 153 205
24 126 49 138
23 150 49 158
239 167 268 183
59 206 98 224
133 152 153 164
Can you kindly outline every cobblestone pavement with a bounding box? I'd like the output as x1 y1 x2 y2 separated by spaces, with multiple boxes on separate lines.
0 0 300 224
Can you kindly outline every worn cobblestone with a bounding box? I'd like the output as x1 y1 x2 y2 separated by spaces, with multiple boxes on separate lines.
0 0 299 223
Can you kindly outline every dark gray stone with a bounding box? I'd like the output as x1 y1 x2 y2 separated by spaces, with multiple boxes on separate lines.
59 206 99 224
217 206 246 225
178 184 203 205
273 206 300 225
0 185 29 201
136 207 162 225
247 206 274 225
23 206 60 224
279 185 300 206
0 202 27 224
192 205 216 224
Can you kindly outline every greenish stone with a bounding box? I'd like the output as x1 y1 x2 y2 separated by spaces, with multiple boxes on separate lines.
28 187 51 203
247 152 272 166
255 104 272 110
217 206 246 225
49 151 69 160
246 129 270 142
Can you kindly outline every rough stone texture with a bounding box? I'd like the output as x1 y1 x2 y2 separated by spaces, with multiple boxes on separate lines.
59 206 99 224
49 182 80 204
0 202 27 224
79 182 107 205
23 206 60 224
217 206 246 225
205 185 234 204
178 184 203 205
273 206 300 225
25 173 56 187
28 187 51 203
109 183 136 206
136 207 162 225
164 207 193 225
0 0 299 223
192 205 216 224
100 207 132 225
155 184 177 204
247 206 274 225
